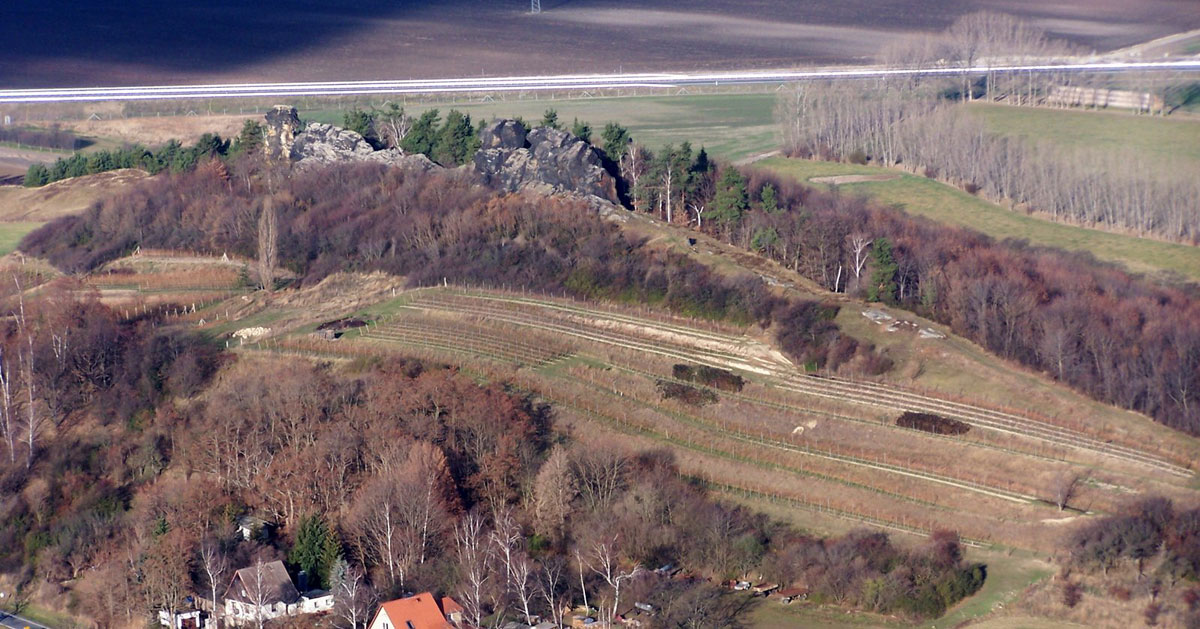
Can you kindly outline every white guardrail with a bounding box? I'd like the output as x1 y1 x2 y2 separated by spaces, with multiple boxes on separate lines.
1 60 1198 103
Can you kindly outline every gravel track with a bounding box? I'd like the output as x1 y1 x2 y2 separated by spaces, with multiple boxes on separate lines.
402 289 1192 478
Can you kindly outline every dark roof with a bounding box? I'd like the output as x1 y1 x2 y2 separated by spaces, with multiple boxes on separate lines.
226 560 300 605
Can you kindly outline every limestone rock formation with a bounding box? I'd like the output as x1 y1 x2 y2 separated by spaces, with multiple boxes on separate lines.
288 123 439 173
263 106 301 163
473 119 620 206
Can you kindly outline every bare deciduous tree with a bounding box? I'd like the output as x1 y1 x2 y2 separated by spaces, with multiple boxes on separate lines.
1052 471 1086 512
257 198 278 291
198 539 228 626
455 512 491 629
331 558 374 629
591 537 642 624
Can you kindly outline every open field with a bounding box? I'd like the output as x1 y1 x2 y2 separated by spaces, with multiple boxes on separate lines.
0 169 148 223
188 279 1200 553
759 157 1200 282
307 92 781 161
966 102 1200 170
0 222 43 255
4 1 1197 89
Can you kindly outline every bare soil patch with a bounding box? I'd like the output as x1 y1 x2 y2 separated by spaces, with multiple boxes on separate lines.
810 173 902 185
0 169 147 222
2 0 1195 89
65 114 255 146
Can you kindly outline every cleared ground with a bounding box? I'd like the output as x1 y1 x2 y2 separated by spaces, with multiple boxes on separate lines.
966 102 1200 170
181 274 1199 552
0 169 148 222
3 1 1197 89
759 157 1200 283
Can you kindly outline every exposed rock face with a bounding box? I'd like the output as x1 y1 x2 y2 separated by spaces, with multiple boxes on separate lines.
263 106 301 163
473 119 620 206
288 123 439 173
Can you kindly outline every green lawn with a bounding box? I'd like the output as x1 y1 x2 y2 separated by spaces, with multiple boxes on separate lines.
0 221 44 255
966 103 1200 170
932 551 1053 629
303 92 781 162
759 158 1200 283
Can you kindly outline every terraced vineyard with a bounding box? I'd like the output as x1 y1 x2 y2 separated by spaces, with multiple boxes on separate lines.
255 286 1199 550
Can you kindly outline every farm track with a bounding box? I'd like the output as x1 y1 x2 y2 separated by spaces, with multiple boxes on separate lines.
403 290 1191 478
248 334 980 543
534 377 994 548
364 307 1041 506
558 364 1039 504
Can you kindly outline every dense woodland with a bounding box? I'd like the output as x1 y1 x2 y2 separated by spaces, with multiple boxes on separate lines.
0 284 980 628
9 92 1200 625
21 109 1200 434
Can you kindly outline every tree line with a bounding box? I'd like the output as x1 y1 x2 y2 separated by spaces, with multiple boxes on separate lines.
778 81 1200 242
0 124 87 152
22 123 263 187
21 159 890 376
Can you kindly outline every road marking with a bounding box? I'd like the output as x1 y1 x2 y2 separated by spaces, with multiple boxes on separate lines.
1 61 1197 103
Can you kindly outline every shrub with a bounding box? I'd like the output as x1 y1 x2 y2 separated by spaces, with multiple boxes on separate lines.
657 380 718 406
896 411 971 436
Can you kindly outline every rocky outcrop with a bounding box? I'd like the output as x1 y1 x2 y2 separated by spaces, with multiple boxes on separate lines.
473 120 620 206
263 106 301 163
286 122 439 173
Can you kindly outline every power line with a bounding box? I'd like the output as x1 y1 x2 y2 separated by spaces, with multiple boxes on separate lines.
530 0 541 14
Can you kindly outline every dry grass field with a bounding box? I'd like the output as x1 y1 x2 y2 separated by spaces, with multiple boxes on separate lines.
175 281 1199 555
69 246 1198 626
4 0 1197 89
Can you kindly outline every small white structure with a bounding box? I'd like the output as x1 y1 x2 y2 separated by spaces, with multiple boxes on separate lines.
158 609 206 628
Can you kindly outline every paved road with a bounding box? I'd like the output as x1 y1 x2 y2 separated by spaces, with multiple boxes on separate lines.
0 611 50 629
1 60 1197 103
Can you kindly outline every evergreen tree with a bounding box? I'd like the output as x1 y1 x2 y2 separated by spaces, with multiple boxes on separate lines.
760 183 779 213
23 163 49 187
711 167 749 227
868 237 899 304
432 109 478 166
342 108 377 146
289 515 341 590
540 108 560 130
600 122 631 162
571 118 593 143
401 109 441 157
233 120 264 155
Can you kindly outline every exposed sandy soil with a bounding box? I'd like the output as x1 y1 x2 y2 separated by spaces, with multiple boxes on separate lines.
0 146 67 182
66 114 255 146
2 0 1196 89
0 169 147 221
810 174 902 184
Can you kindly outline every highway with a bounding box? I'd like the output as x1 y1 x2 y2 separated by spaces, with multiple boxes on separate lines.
0 611 50 629
1 60 1198 103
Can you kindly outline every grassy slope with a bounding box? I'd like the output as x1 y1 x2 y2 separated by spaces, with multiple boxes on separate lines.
759 158 1200 283
966 102 1200 169
0 221 43 255
304 92 782 162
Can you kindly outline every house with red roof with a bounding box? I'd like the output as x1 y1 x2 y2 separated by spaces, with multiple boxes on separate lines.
368 592 466 629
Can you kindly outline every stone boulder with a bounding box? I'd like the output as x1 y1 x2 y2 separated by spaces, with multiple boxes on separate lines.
473 119 620 206
263 105 301 163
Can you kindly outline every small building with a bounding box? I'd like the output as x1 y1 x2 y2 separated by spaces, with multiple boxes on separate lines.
777 587 810 604
158 609 206 629
369 592 465 629
222 560 333 626
235 515 272 541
